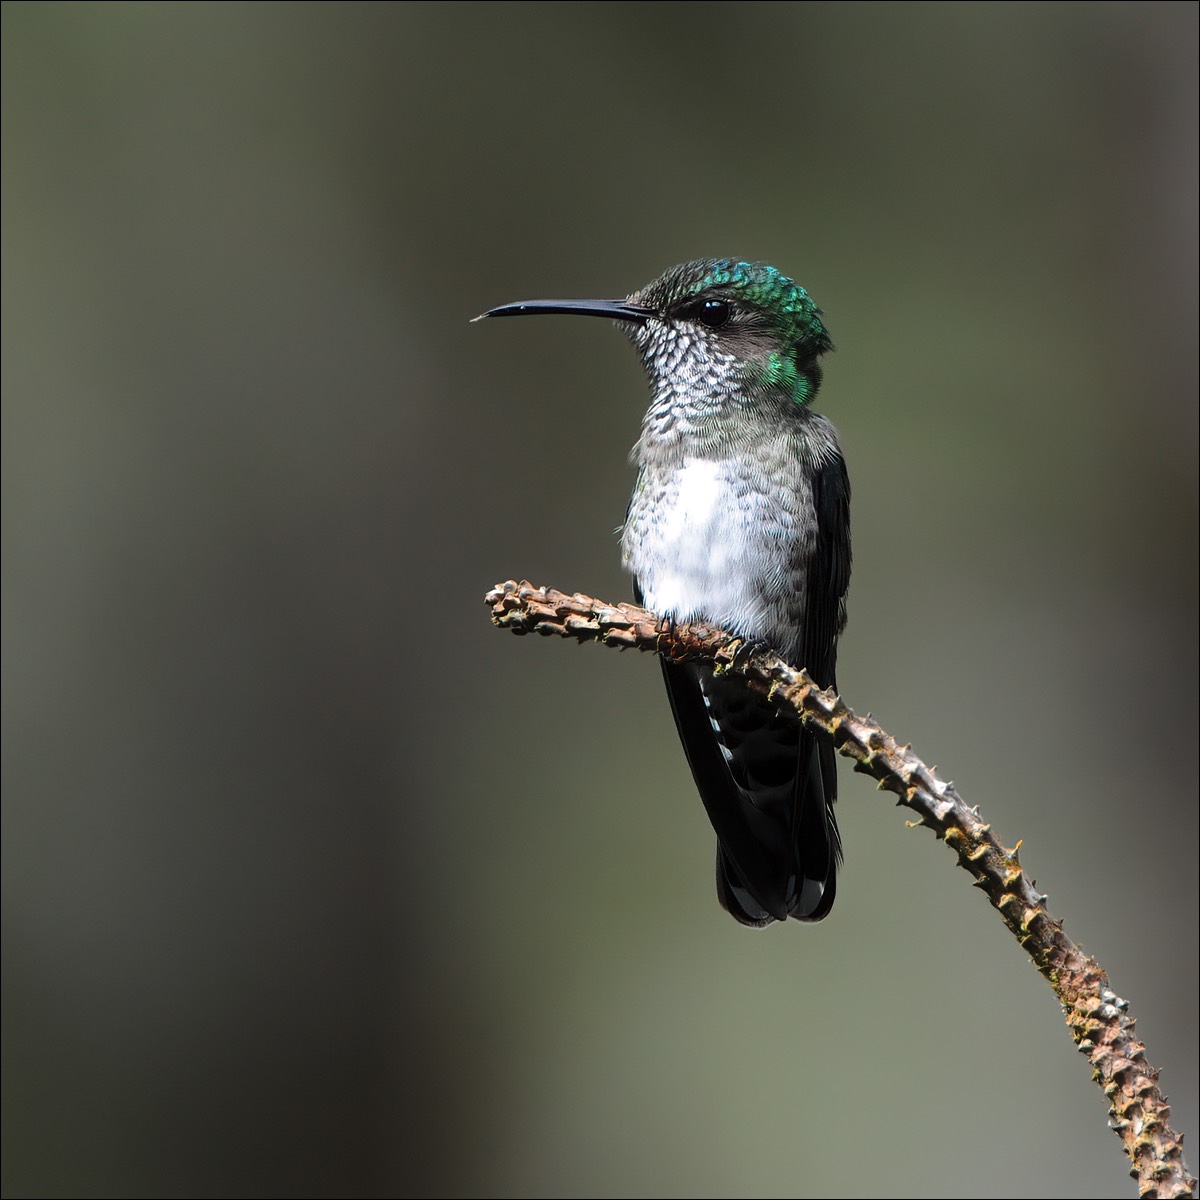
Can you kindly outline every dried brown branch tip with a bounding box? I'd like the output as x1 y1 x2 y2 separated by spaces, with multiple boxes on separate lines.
486 580 667 649
485 580 1196 1198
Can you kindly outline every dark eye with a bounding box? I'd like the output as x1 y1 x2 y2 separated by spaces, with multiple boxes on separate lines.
695 298 732 329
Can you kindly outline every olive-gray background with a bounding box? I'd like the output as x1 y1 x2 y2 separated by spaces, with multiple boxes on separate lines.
3 3 1196 1197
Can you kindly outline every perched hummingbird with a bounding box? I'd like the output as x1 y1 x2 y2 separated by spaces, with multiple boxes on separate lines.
478 259 850 927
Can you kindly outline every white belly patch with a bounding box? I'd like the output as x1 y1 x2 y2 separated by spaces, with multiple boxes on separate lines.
632 457 786 638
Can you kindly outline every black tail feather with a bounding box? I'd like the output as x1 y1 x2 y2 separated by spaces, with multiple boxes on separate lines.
660 659 839 926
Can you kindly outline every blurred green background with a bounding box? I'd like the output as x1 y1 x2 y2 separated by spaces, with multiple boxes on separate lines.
3 3 1196 1197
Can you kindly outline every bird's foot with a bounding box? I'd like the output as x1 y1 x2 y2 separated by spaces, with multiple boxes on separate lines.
728 636 772 674
655 612 682 660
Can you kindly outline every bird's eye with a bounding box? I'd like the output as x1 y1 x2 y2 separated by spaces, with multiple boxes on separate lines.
695 298 732 329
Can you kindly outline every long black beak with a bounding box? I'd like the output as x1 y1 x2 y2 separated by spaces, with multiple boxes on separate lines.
472 298 656 324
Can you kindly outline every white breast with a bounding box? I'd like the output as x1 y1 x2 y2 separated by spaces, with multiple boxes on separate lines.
627 457 785 640
657 458 725 546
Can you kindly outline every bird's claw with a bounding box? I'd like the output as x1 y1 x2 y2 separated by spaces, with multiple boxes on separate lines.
729 636 771 673
655 613 688 662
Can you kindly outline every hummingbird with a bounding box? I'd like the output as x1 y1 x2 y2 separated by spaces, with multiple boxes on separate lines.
478 259 850 927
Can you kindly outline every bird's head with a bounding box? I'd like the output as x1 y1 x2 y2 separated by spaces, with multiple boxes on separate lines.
476 258 832 406
627 258 832 405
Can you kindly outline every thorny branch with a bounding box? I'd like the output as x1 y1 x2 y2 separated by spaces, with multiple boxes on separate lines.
485 579 1196 1200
